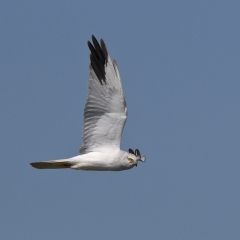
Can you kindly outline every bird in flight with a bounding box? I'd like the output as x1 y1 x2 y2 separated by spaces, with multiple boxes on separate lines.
30 35 146 171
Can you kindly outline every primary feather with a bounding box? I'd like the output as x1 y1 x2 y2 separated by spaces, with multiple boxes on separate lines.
80 36 127 154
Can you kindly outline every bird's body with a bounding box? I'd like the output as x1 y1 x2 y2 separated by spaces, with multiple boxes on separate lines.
54 151 136 171
71 151 135 171
32 149 138 171
30 35 146 171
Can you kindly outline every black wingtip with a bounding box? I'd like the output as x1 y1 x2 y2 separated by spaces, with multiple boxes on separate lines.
88 35 108 85
100 39 108 60
129 148 134 154
135 149 141 158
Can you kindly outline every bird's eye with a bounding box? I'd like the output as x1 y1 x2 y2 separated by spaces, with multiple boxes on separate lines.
127 158 134 163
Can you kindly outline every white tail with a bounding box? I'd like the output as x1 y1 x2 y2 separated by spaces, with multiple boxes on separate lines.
30 160 72 169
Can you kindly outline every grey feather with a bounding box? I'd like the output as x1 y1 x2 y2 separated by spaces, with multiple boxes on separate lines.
80 36 127 154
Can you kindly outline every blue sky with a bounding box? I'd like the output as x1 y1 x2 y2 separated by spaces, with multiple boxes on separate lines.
1 0 240 239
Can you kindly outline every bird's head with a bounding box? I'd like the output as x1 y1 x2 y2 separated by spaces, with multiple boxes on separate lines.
127 148 146 167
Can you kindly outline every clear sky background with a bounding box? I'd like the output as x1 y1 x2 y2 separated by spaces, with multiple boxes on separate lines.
1 1 240 239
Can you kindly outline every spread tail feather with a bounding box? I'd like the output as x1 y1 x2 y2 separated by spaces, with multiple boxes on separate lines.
30 160 72 169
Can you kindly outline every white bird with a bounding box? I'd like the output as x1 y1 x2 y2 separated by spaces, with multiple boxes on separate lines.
30 35 146 171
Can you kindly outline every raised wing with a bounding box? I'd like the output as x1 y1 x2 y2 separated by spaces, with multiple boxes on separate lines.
79 35 127 154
